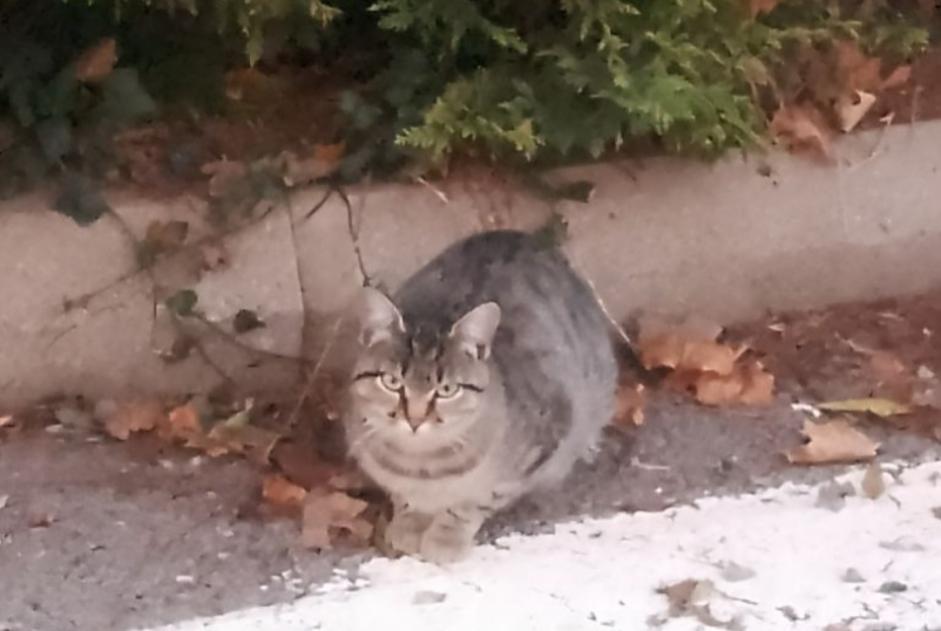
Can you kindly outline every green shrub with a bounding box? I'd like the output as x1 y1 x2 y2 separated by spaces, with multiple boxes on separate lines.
0 0 929 191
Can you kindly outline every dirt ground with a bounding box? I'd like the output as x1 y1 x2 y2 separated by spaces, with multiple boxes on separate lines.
2 288 941 631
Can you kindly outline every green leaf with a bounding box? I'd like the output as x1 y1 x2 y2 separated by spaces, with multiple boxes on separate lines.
165 289 199 317
53 174 110 226
233 308 266 333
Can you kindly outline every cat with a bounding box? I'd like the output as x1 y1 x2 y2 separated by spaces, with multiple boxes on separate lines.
343 230 617 563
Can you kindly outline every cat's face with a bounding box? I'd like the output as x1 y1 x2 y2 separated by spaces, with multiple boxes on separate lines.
347 288 501 445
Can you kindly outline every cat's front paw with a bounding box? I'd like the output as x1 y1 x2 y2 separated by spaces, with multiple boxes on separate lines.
384 511 431 556
418 523 475 564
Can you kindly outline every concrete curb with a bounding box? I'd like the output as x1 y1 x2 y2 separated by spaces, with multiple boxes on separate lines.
3 121 941 408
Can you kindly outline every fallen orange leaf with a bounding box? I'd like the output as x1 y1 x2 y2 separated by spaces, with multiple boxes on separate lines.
160 403 203 442
638 333 744 376
262 474 307 510
770 104 832 159
881 65 912 91
694 360 774 406
103 400 165 440
786 419 880 465
302 490 372 550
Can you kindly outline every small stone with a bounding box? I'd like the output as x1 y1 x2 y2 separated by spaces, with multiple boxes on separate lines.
932 507 941 520
412 590 447 605
816 481 856 512
878 580 908 594
175 575 195 585
842 568 866 583
720 561 756 582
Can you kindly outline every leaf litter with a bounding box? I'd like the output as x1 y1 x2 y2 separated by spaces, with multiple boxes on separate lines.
637 318 775 407
786 419 879 465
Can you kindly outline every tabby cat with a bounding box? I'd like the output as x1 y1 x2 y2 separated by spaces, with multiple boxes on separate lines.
344 230 616 563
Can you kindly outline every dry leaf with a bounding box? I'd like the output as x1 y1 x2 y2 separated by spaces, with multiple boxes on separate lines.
837 90 876 133
770 104 832 158
206 419 281 464
834 40 883 93
639 334 744 376
861 462 885 499
281 144 344 187
103 400 165 440
817 398 912 418
73 38 118 83
145 220 189 248
786 419 879 465
693 360 775 406
881 65 912 91
614 382 646 426
159 403 203 442
262 474 307 510
302 490 372 550
314 142 346 166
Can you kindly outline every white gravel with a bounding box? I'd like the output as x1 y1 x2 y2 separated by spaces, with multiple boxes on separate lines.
143 460 941 631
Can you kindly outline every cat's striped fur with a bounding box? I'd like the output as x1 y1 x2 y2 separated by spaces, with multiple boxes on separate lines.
344 230 617 563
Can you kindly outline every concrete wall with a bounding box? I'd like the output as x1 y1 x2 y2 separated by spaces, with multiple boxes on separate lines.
2 121 940 408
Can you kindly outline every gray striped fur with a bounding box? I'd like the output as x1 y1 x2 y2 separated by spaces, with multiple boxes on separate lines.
344 230 617 563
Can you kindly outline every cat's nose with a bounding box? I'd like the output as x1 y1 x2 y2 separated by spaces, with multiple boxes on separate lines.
405 416 424 432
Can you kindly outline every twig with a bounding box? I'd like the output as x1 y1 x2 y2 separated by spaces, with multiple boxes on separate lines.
285 315 345 430
337 186 371 287
193 313 311 365
63 204 278 314
304 186 334 220
169 313 233 385
583 275 633 348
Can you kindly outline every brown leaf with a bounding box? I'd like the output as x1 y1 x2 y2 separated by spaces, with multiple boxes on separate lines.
281 144 345 187
159 403 203 442
770 104 832 159
834 40 883 93
142 220 189 258
314 142 346 166
693 360 773 406
206 421 281 465
262 474 307 511
103 400 165 440
786 419 880 465
73 38 118 83
881 65 912 91
639 334 744 376
614 381 646 427
301 490 373 550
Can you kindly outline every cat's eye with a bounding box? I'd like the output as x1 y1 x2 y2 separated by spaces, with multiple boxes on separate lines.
378 373 402 392
435 382 461 399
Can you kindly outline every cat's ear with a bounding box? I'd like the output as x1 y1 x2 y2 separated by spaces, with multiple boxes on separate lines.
450 302 501 360
357 287 404 347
